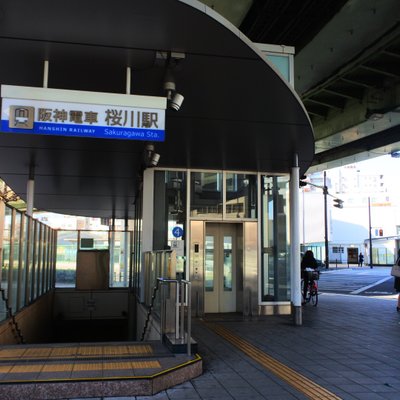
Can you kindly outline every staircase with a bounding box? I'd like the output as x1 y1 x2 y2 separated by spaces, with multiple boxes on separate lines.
0 341 202 399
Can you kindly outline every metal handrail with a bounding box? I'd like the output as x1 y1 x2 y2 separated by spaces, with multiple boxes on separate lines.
140 279 161 341
0 287 25 344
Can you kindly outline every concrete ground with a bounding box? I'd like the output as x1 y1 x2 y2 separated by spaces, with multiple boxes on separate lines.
68 269 400 400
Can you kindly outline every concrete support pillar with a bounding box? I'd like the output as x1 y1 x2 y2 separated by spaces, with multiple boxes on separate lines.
26 165 35 217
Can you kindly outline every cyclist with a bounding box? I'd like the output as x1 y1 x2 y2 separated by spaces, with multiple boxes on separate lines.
301 250 318 305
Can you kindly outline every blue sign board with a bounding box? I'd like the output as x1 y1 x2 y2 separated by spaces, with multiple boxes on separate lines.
1 86 166 142
172 226 184 238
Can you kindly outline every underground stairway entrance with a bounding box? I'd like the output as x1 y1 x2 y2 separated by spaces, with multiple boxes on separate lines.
0 290 201 399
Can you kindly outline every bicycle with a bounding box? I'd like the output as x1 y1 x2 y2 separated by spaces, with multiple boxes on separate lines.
301 269 319 306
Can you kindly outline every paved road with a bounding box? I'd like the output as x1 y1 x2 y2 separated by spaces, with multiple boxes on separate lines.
318 266 396 296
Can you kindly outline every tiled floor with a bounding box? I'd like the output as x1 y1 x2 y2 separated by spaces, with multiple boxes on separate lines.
85 292 399 400
2 291 400 399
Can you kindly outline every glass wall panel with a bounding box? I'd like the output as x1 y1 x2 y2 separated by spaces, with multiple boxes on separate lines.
204 235 214 292
56 231 78 288
261 175 290 302
223 235 233 291
154 171 187 275
20 216 29 307
225 173 257 219
110 231 131 287
16 213 27 310
41 226 49 295
133 194 143 295
190 172 222 218
35 223 44 299
27 219 35 303
0 207 12 321
10 212 21 312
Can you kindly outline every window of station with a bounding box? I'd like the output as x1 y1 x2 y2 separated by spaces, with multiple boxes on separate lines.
225 173 257 219
265 54 290 82
153 171 187 277
56 231 78 288
190 172 223 218
261 175 290 302
110 231 131 288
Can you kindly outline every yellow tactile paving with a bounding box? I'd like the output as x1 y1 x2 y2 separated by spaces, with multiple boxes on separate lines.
0 365 12 373
73 362 103 372
127 344 153 355
0 344 154 362
24 348 52 358
50 347 78 357
10 364 42 373
0 360 162 375
103 361 133 370
131 361 160 369
103 345 128 356
207 323 342 400
77 347 103 357
42 364 73 373
0 349 26 358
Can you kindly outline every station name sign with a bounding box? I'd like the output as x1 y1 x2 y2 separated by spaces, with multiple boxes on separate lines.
1 85 167 141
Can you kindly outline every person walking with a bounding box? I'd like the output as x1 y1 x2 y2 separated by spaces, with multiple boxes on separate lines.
301 250 318 305
358 253 364 267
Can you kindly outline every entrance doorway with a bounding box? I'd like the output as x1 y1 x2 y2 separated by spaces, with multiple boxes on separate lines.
204 223 238 313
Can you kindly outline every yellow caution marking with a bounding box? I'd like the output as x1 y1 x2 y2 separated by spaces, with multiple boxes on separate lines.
131 361 160 369
0 349 25 358
103 345 128 356
77 347 103 357
103 361 133 370
73 362 103 372
3 360 163 375
10 364 42 373
50 347 78 357
24 348 52 357
0 365 12 373
127 344 153 354
207 323 342 400
42 364 73 373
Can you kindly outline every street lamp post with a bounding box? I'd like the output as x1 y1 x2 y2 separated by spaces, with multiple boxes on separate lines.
323 171 329 269
368 196 373 268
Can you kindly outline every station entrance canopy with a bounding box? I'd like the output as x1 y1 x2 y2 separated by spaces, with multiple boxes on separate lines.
0 0 314 219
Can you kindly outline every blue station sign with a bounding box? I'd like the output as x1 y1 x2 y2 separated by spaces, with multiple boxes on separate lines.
1 85 167 142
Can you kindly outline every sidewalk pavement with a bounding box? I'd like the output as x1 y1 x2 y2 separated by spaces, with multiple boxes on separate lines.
69 292 400 400
158 293 399 400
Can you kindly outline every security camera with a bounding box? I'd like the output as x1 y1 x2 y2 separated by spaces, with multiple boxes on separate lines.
150 152 160 167
170 93 184 111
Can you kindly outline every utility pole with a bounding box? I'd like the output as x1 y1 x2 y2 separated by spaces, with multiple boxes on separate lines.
323 171 329 269
368 196 373 268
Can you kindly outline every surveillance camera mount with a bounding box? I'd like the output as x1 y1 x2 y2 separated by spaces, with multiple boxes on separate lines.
163 54 185 110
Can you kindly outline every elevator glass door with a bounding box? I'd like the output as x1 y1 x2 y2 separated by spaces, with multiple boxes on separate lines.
204 223 236 313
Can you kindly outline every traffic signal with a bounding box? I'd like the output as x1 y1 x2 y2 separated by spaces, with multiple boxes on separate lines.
379 229 383 236
333 198 343 208
299 175 308 187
